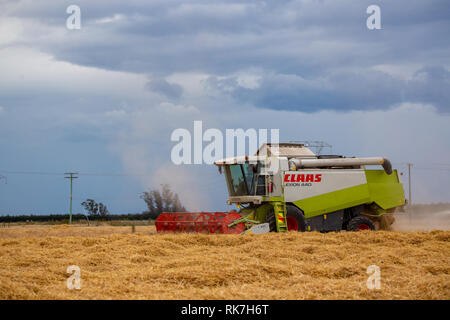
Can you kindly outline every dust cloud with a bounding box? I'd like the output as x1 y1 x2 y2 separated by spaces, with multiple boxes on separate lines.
392 203 450 231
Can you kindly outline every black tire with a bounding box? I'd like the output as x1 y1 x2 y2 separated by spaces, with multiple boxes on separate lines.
286 205 307 232
264 205 307 232
346 216 375 231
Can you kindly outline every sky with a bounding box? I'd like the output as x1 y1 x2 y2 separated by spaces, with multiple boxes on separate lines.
0 0 449 215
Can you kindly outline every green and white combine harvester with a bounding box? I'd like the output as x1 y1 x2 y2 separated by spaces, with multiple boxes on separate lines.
155 143 406 234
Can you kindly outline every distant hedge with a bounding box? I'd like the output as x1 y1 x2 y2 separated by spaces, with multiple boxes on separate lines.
0 212 152 223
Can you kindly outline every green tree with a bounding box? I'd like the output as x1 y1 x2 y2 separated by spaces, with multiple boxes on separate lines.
81 199 109 217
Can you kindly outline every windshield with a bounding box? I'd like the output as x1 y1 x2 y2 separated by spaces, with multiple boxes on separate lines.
224 163 264 196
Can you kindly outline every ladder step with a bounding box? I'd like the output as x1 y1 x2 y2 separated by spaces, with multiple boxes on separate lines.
274 202 288 232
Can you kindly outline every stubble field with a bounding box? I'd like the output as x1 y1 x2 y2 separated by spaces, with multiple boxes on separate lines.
0 224 449 300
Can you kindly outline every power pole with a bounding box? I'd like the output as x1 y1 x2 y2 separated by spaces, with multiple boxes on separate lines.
406 163 413 225
407 163 413 205
64 172 78 224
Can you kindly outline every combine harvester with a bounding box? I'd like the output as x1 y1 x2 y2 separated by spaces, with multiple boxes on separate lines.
156 143 405 234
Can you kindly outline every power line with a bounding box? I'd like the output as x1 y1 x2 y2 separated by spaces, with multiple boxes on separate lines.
392 163 450 168
0 171 63 176
0 170 154 177
413 167 450 171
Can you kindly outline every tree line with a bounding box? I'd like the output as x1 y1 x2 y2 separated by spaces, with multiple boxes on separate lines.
0 184 186 223
0 212 153 223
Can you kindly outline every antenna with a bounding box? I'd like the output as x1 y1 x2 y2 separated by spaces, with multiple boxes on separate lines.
290 141 332 155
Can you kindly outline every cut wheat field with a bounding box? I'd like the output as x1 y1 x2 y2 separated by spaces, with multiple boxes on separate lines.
0 225 449 300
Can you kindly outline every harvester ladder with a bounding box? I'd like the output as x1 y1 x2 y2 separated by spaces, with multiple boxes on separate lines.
273 202 288 232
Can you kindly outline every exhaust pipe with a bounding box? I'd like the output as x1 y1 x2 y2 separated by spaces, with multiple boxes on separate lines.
289 157 393 175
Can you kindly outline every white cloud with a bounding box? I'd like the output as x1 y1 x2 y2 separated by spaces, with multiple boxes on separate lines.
371 64 423 81
168 3 248 18
104 109 128 119
0 46 150 99
95 14 126 24
0 17 23 46
157 102 199 114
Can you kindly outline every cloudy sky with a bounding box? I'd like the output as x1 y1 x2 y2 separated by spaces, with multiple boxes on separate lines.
0 0 449 214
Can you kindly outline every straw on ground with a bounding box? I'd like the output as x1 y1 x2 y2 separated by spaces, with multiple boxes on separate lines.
0 225 448 299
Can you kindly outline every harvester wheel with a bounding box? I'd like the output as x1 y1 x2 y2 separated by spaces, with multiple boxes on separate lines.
286 205 307 232
347 216 375 231
265 205 306 232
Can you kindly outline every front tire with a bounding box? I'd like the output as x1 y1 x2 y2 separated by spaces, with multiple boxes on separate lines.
265 205 306 232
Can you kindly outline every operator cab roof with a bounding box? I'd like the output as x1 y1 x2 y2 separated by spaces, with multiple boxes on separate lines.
256 143 316 159
214 143 316 166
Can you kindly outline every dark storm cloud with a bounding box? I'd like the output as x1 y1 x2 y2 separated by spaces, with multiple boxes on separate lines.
146 78 183 100
206 66 450 112
3 0 450 112
406 66 450 112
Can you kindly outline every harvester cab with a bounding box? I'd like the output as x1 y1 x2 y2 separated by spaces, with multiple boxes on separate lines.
156 143 405 234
